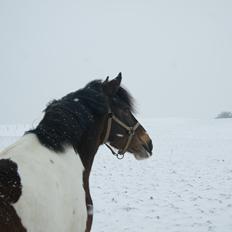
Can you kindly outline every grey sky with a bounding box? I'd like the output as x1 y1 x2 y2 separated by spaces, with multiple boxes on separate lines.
0 0 231 123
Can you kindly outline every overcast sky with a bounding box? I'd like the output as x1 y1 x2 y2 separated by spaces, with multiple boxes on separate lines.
0 0 231 124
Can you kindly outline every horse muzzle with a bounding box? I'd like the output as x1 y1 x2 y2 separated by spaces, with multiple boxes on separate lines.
134 139 153 160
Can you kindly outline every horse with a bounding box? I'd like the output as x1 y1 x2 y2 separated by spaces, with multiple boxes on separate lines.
0 73 153 232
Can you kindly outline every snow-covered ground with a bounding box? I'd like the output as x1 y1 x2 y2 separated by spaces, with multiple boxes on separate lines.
1 118 232 232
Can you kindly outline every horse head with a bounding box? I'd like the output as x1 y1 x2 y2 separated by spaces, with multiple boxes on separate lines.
100 73 153 160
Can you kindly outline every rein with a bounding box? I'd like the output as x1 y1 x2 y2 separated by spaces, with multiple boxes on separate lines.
103 110 140 159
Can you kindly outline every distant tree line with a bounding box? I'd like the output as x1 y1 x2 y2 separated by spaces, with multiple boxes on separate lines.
216 111 232 119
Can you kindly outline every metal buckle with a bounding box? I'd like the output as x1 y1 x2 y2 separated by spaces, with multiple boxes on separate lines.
128 128 135 135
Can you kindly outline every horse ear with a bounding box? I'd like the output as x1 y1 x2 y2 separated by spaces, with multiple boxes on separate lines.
103 73 122 97
115 72 122 84
105 76 109 82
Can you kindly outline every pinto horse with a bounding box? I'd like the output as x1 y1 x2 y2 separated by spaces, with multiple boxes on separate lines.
0 73 153 232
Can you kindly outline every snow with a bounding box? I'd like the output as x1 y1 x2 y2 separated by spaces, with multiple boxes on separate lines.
1 118 232 232
91 118 232 232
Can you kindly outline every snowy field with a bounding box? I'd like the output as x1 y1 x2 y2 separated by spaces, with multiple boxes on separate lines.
0 118 232 232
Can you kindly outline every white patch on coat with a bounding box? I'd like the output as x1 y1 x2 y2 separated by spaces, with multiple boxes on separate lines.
73 98 79 102
0 134 87 232
87 204 93 216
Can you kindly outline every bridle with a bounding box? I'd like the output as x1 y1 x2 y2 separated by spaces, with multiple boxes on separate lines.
103 109 140 159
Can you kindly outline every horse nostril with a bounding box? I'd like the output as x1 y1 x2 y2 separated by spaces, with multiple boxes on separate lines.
148 140 153 153
143 140 153 154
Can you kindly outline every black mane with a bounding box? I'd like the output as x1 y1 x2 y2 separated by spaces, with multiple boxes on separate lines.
28 79 135 153
112 86 135 113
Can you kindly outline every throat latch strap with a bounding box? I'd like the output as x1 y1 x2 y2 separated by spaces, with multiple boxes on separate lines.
103 112 113 144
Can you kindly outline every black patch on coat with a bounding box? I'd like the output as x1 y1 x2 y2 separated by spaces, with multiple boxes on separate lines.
0 200 27 232
0 159 22 204
0 159 26 231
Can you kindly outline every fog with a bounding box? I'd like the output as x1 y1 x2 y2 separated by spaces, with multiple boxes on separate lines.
0 0 231 123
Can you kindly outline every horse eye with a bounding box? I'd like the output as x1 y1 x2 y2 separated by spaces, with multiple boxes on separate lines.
124 109 130 115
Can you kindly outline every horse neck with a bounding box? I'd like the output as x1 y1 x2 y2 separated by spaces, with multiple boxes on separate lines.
76 121 104 218
77 114 105 166
77 127 103 172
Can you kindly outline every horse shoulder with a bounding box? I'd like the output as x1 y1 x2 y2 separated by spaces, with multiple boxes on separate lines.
0 134 87 232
